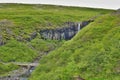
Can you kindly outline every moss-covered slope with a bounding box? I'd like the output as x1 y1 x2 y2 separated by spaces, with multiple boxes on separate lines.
0 3 113 40
0 3 114 76
30 13 120 80
0 3 113 62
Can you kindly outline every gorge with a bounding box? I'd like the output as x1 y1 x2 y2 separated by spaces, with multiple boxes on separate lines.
0 4 117 80
40 20 93 40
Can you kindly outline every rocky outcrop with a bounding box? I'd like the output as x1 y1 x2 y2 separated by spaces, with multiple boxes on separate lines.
0 35 5 46
0 20 93 46
40 20 93 40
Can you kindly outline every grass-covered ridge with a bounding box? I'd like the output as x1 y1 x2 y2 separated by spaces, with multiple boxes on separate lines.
30 13 120 80
0 3 114 76
0 3 113 25
0 3 113 62
0 3 113 37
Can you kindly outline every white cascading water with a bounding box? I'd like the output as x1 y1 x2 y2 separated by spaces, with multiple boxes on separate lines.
78 23 81 31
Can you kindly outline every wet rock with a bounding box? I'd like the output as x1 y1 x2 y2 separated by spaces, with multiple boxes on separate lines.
40 20 92 40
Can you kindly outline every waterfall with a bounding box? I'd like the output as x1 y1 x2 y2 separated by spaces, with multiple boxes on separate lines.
78 23 81 31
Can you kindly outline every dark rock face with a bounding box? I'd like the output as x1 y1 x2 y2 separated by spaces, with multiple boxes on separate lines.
40 20 92 40
0 35 5 46
0 20 93 46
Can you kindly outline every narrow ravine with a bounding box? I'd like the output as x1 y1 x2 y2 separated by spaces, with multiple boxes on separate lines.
0 54 42 80
0 20 93 80
0 63 38 80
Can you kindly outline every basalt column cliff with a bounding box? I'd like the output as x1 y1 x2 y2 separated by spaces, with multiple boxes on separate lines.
40 20 93 40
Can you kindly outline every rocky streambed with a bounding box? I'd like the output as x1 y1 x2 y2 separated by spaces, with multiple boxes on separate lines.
0 66 36 80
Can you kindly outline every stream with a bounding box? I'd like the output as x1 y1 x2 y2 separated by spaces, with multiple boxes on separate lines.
19 67 35 80
0 66 36 80
0 53 47 80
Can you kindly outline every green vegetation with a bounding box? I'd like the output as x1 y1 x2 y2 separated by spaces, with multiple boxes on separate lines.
30 13 120 80
0 63 18 76
0 3 115 77
0 3 113 39
0 40 37 62
0 4 113 62
30 38 64 53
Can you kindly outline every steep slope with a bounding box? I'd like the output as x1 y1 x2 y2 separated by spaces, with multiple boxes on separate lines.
0 3 114 76
0 3 113 42
30 13 120 80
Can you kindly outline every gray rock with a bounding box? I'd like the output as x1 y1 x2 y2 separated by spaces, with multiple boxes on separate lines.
40 20 92 40
0 35 5 46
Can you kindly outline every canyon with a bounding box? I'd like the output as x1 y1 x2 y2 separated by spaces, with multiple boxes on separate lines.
40 20 93 40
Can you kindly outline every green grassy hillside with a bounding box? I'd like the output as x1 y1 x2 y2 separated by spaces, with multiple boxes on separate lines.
30 13 120 80
0 4 113 62
0 3 114 76
0 3 113 40
0 40 37 62
0 63 18 76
